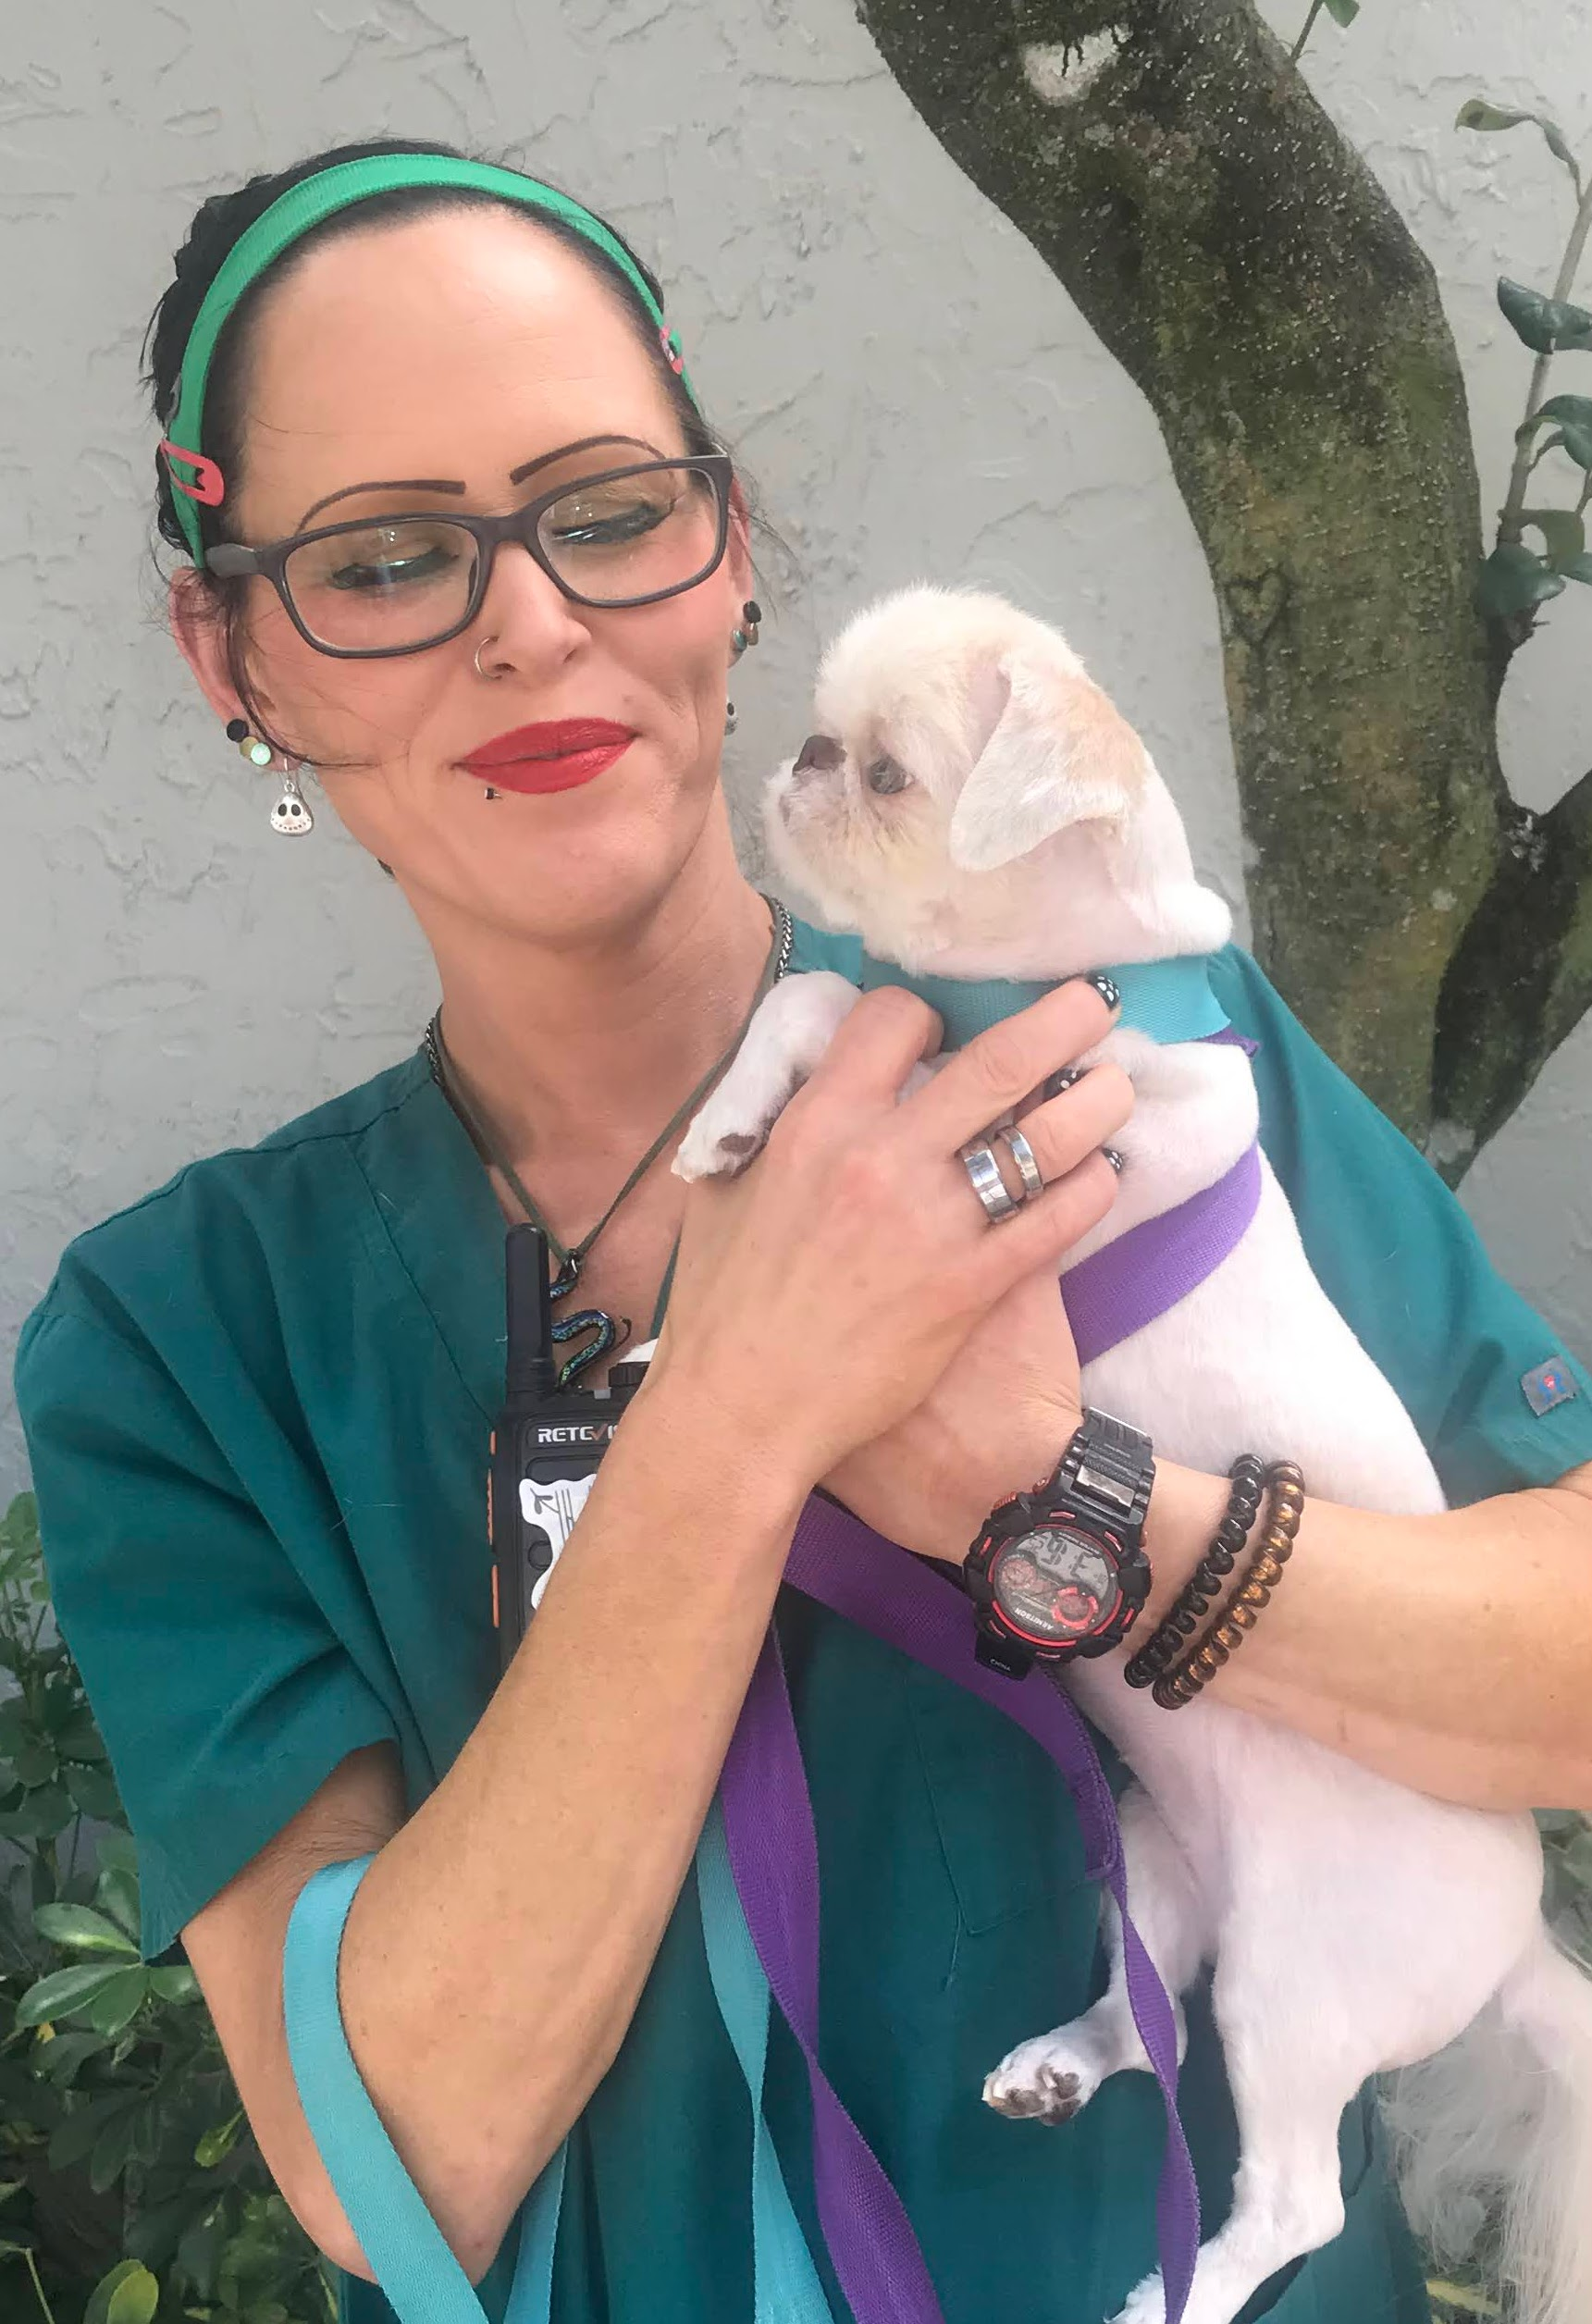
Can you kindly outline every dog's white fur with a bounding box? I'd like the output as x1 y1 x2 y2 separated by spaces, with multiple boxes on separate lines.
677 587 1592 2324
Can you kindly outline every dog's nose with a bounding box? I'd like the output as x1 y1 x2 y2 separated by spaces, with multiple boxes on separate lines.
792 733 845 776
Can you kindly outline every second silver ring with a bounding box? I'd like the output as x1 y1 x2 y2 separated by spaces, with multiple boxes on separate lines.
998 1125 1045 1203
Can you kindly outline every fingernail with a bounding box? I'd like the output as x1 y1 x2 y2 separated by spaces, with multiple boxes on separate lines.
1085 971 1122 1014
1102 1145 1126 1175
1044 1065 1086 1099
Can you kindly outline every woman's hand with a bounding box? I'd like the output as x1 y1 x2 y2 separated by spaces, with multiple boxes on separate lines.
822 1259 1083 1563
652 976 1130 1493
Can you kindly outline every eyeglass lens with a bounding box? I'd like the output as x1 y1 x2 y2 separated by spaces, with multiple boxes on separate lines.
280 464 723 651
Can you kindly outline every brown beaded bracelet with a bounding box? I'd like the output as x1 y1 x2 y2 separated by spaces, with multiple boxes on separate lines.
1123 1454 1266 1690
1152 1461 1306 1709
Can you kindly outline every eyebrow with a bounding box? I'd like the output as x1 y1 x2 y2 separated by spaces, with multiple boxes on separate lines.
294 435 671 530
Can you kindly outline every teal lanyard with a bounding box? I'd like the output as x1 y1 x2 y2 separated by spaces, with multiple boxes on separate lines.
284 1833 832 2324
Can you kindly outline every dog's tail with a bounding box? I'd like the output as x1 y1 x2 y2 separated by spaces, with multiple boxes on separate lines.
1385 1926 1592 2324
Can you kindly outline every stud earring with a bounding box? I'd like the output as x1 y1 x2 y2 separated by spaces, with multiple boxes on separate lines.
226 715 275 770
730 598 763 661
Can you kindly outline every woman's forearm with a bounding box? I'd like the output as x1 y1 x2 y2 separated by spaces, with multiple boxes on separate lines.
337 1367 810 2277
1142 1455 1592 1811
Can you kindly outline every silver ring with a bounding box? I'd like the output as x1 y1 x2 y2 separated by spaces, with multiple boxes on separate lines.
998 1126 1045 1203
474 635 502 680
960 1141 1023 1225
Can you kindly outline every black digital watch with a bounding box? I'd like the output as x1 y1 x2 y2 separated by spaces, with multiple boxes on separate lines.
963 1409 1155 1678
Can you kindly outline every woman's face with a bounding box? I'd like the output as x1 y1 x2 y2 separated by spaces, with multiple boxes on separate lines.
174 206 751 946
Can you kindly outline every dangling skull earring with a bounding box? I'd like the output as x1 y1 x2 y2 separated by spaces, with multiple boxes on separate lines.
271 766 315 837
726 599 761 736
227 718 315 836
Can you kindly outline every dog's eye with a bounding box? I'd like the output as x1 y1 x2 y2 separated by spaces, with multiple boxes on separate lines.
866 755 909 796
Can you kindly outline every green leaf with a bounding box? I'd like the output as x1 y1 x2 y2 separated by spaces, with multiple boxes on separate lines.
11 1736 58 1789
0 1778 74 1841
82 1965 151 2036
86 2257 161 2324
54 1710 108 1762
195 2108 245 2169
1498 278 1592 355
1321 0 1359 20
49 2092 138 2169
1456 100 1582 182
95 1862 142 1943
176 2200 230 2299
64 1761 123 1822
89 2103 142 2194
94 1829 140 1873
16 1959 132 2027
1524 393 1592 440
1425 2281 1501 2317
0 1494 39 1552
1521 507 1587 566
151 1962 201 2007
33 1902 141 1958
31 2026 111 2084
1477 542 1569 616
1557 551 1592 583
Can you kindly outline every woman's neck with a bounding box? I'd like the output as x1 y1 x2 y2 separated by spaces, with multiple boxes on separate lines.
422 823 775 1169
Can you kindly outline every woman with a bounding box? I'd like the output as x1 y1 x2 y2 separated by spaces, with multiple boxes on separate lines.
15 135 1592 2324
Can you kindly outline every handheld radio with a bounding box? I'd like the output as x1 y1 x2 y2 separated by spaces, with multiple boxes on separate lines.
487 1222 650 1674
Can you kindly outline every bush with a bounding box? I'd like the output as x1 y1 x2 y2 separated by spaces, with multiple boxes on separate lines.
0 1491 332 2324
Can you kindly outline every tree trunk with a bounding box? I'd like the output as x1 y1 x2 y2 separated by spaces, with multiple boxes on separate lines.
856 0 1512 1140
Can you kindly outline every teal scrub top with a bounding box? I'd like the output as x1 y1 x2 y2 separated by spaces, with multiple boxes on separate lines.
15 926 1592 2324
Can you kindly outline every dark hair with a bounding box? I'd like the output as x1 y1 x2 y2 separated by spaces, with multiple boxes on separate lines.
142 136 722 759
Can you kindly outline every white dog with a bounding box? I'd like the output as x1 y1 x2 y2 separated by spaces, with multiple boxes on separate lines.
676 587 1592 2324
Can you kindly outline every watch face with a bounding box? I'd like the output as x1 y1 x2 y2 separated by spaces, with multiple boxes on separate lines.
990 1526 1121 1646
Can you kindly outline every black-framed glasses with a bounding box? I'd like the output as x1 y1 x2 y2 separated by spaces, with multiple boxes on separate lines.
206 452 734 660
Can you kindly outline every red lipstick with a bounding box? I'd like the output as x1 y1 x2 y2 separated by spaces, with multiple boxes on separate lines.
458 719 636 795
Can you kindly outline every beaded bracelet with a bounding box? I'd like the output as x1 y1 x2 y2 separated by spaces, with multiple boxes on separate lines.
1152 1461 1306 1709
1123 1454 1266 1690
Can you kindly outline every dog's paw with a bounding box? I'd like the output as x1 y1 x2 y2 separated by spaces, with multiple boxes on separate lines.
673 1111 766 1182
1108 2271 1167 2324
982 2034 1099 2125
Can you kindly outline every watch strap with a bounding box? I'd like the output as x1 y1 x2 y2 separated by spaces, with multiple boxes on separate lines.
1054 1408 1154 1543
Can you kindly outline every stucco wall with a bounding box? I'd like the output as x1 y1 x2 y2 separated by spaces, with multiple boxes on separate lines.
2 0 1589 1494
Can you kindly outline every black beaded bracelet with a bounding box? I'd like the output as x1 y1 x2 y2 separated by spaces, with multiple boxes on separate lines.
1153 1462 1306 1708
1123 1454 1265 1689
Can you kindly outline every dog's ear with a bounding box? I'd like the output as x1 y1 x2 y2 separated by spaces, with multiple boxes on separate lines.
947 646 1144 874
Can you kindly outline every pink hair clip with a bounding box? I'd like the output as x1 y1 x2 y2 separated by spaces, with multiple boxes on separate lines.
658 325 685 377
160 439 226 506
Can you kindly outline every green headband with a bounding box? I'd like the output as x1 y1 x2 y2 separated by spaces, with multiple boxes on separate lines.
159 154 699 567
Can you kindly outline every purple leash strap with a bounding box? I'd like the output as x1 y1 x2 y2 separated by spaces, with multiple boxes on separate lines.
720 1493 1200 2324
1063 1137 1261 1369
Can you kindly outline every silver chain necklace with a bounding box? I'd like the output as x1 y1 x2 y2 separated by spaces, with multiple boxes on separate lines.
426 896 793 1386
